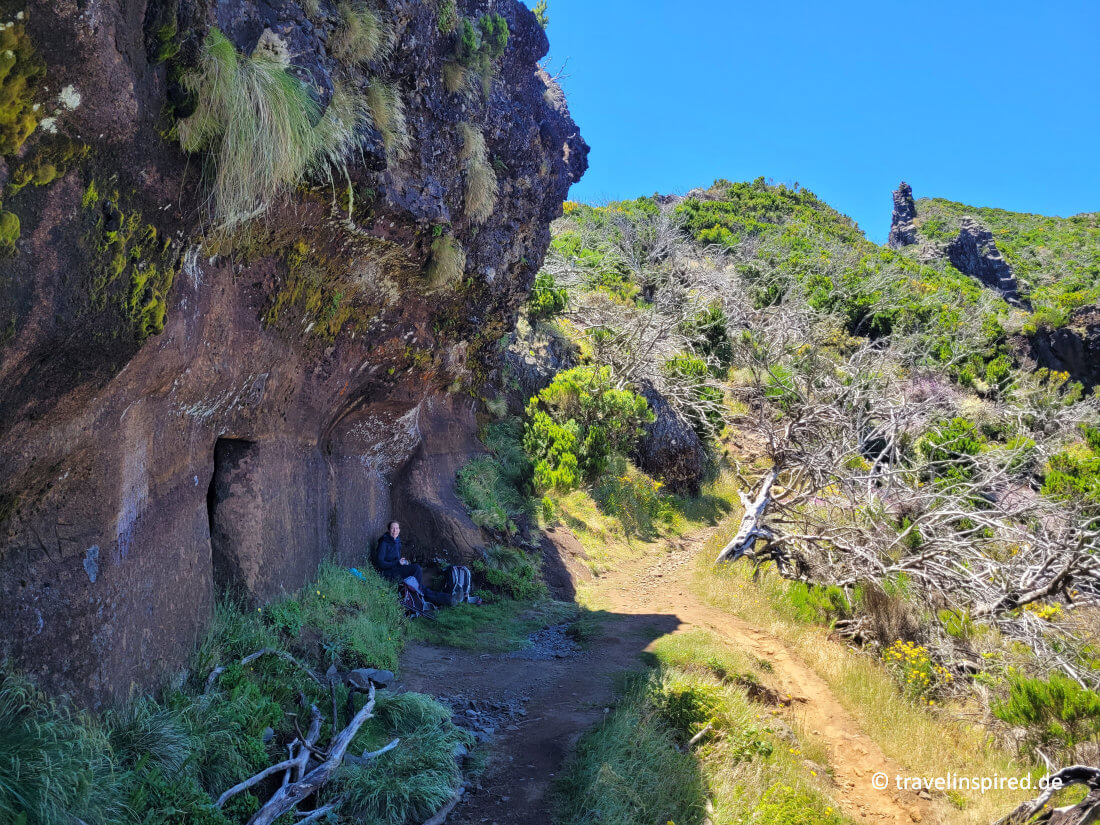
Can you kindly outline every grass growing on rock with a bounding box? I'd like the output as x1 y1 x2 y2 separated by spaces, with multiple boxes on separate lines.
425 231 466 290
331 1 391 64
459 122 497 223
177 28 367 228
365 80 409 163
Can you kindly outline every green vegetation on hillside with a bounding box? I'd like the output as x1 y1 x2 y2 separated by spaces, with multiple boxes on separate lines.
911 197 1100 329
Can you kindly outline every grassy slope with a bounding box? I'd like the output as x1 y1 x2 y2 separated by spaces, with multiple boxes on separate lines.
911 197 1100 328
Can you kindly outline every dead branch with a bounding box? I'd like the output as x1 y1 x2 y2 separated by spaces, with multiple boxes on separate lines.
715 468 777 563
247 684 379 825
216 705 321 808
993 765 1100 825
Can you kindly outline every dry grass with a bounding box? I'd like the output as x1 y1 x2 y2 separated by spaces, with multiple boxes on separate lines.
443 60 469 95
331 2 392 64
693 536 1041 825
458 122 497 223
365 80 409 163
425 232 466 290
178 29 366 228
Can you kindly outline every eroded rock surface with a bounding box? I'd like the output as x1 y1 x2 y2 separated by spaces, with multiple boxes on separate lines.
945 216 1023 304
0 0 586 702
1026 305 1100 389
886 181 917 249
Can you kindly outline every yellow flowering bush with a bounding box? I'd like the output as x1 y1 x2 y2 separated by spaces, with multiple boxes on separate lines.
883 640 953 702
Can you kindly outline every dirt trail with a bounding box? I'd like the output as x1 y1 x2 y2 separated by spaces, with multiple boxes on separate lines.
398 532 932 825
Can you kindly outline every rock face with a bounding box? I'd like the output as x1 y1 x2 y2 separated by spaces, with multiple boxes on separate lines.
887 182 918 249
0 0 586 702
944 217 1023 304
1027 306 1100 389
630 382 708 495
502 318 577 412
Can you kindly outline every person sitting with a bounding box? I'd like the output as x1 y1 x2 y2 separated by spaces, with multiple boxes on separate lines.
372 521 444 605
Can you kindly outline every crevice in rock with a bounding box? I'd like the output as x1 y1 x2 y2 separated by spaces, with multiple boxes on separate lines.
207 437 259 597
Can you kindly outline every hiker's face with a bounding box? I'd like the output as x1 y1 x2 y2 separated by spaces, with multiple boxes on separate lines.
389 522 400 538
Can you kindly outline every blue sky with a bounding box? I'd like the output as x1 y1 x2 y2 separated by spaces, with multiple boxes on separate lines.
538 0 1100 242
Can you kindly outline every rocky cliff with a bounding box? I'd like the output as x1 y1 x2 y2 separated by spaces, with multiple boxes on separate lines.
0 0 586 702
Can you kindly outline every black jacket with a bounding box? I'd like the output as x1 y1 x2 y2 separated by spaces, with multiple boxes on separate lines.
373 533 402 572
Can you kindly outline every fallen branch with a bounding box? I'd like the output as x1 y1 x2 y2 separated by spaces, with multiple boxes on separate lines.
216 706 321 808
993 765 1100 825
715 468 777 563
344 737 400 767
688 722 714 747
247 685 379 825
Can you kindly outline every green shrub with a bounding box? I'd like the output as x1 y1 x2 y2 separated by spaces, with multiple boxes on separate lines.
523 366 653 492
0 210 19 251
528 271 568 320
1042 427 1100 506
436 0 457 33
783 581 851 625
992 670 1100 758
917 417 985 484
452 13 509 95
473 544 545 600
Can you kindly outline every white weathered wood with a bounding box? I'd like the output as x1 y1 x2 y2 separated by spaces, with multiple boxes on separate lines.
715 468 777 563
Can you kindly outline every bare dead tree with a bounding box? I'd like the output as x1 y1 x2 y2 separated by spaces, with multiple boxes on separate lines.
714 301 1100 687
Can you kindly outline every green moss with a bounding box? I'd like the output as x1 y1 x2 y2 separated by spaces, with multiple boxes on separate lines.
0 19 44 157
0 210 18 251
6 136 88 195
84 189 177 340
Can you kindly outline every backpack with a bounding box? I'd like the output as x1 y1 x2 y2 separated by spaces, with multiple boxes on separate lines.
441 565 472 605
399 582 431 617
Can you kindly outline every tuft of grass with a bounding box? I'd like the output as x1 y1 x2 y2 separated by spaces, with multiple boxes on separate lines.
178 28 364 228
459 122 498 223
365 80 409 162
557 640 849 825
0 670 127 825
338 692 470 825
442 60 469 94
556 672 708 825
331 2 391 64
425 232 466 290
473 545 546 601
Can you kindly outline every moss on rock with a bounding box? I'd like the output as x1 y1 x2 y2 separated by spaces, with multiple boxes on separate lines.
0 209 18 251
83 184 177 340
0 18 44 156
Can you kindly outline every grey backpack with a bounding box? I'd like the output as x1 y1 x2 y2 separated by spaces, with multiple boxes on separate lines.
442 565 472 605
